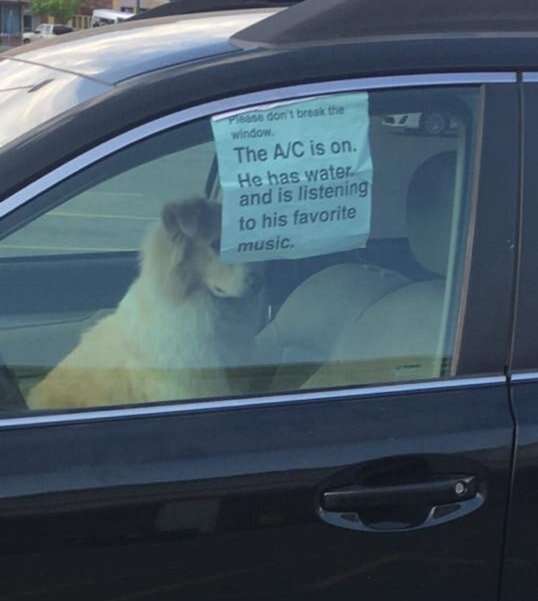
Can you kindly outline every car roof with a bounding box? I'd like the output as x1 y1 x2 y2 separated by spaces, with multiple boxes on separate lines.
2 9 280 85
130 0 296 21
234 0 538 47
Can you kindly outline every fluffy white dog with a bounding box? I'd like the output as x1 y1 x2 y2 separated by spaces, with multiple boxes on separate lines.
27 199 263 410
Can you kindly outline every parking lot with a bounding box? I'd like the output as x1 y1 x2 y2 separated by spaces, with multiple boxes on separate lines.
0 124 456 258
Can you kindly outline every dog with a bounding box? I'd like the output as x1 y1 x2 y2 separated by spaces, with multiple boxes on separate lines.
27 199 263 410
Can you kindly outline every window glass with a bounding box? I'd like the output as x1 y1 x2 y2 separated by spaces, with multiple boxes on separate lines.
0 86 480 412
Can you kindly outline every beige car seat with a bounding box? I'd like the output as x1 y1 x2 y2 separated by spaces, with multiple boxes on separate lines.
255 151 458 392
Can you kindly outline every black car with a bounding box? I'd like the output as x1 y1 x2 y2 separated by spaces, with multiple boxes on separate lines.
1 0 538 599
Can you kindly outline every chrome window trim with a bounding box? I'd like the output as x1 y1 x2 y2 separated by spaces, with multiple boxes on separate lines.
0 376 506 430
0 71 516 219
511 371 538 383
523 73 538 82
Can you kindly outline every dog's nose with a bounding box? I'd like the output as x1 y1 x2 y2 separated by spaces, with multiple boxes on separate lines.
246 272 263 293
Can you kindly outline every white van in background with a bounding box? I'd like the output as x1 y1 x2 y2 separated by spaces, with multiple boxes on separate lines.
91 9 133 27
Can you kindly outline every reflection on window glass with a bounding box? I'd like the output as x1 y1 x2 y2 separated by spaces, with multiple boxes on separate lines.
0 138 216 257
0 86 479 412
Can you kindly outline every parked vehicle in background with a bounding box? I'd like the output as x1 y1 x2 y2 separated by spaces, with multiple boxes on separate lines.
382 111 460 135
91 9 133 27
22 23 73 43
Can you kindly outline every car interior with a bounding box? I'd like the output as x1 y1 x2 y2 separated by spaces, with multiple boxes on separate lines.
0 87 477 411
257 150 460 393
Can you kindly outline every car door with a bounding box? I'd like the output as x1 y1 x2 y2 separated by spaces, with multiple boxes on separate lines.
0 74 518 600
501 75 538 601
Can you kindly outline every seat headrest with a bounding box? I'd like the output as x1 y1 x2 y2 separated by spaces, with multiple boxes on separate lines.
406 151 457 277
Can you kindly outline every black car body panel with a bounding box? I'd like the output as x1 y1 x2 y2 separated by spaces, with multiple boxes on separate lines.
0 3 536 599
502 81 538 601
232 0 538 48
0 384 514 600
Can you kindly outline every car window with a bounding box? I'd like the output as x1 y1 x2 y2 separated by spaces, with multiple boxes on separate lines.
52 26 72 34
0 86 480 412
0 130 215 256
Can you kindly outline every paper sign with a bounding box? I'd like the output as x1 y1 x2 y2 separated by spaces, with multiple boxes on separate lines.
211 93 372 263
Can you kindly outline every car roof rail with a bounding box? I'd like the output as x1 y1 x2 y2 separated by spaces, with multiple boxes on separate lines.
130 0 298 21
232 0 538 48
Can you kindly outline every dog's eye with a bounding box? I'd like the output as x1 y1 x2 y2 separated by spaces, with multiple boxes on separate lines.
210 239 221 254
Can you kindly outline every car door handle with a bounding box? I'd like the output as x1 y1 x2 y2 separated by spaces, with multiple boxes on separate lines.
319 475 483 532
322 475 478 511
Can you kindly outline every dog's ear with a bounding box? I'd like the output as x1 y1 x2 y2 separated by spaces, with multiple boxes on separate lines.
162 201 203 240
162 201 221 242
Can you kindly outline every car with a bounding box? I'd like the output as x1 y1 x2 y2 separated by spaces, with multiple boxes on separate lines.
90 9 134 27
1 0 538 599
382 111 460 135
22 23 74 43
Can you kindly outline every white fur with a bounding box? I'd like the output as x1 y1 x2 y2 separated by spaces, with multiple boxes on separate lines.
27 201 261 410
